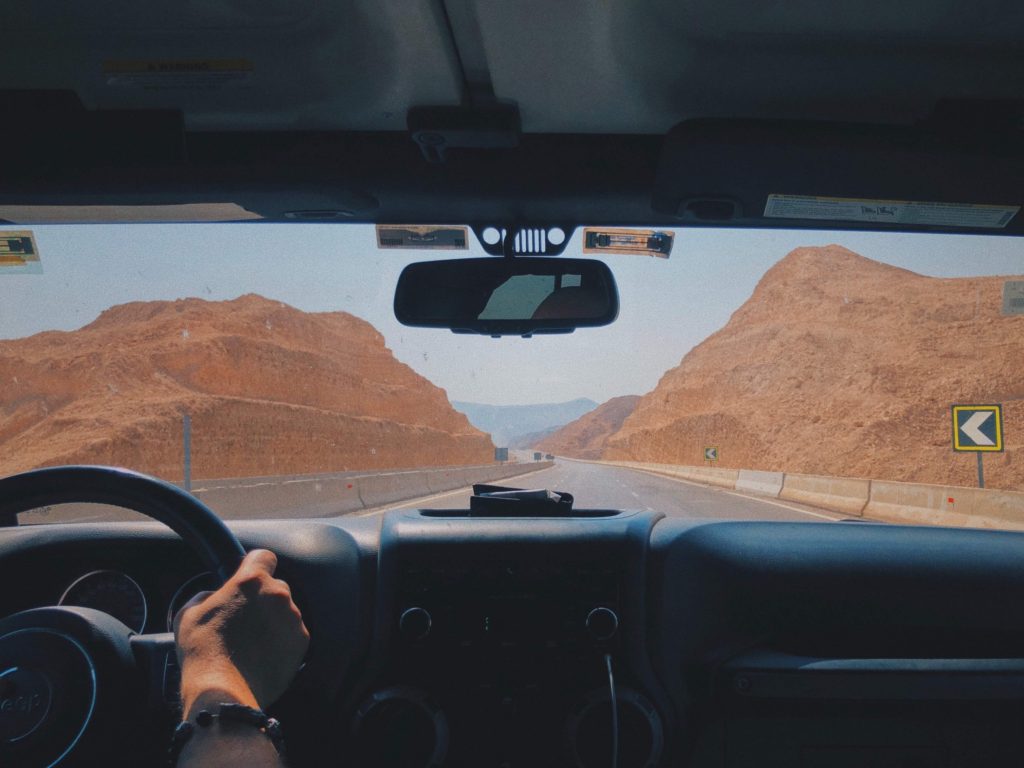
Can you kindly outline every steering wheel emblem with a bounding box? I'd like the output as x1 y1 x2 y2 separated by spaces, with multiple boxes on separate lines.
0 667 52 743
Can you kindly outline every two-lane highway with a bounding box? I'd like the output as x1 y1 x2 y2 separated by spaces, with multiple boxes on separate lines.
364 459 841 522
20 458 840 524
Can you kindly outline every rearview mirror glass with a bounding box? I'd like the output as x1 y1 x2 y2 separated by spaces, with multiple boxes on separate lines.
394 257 619 336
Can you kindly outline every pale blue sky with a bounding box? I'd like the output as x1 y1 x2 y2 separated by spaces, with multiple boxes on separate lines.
1 224 1022 405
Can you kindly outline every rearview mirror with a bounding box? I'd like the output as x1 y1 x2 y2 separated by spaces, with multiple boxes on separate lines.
394 257 619 336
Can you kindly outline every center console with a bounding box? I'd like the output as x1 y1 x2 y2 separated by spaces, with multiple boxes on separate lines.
347 508 668 768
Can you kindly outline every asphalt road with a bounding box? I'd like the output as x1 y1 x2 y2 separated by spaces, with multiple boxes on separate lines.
361 459 841 522
18 459 840 525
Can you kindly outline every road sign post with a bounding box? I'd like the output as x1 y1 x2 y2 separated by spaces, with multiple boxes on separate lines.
703 446 719 464
951 404 1003 488
183 414 192 492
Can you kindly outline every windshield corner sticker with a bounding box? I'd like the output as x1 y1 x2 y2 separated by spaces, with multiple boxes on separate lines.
764 194 1020 230
103 59 254 90
1003 281 1024 316
376 225 468 250
0 231 42 274
952 404 1004 452
583 228 673 258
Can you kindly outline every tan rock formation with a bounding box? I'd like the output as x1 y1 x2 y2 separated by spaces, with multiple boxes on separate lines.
605 246 1024 490
536 395 640 459
0 294 493 480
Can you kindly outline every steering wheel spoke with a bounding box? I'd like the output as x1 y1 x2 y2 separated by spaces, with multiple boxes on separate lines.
131 632 183 717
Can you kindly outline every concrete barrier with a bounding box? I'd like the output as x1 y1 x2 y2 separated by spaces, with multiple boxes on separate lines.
425 467 472 493
780 473 870 516
195 475 365 518
736 469 784 497
357 470 433 508
677 465 740 488
580 457 1024 530
865 480 1024 530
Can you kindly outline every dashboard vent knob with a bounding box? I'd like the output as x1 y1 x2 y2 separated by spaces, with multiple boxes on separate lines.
585 607 619 640
399 606 432 641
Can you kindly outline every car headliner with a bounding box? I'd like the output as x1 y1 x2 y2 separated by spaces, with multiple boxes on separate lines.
0 1 1022 233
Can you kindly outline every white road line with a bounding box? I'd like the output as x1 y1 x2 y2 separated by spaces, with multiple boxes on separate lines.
356 467 554 517
719 489 842 521
621 467 843 522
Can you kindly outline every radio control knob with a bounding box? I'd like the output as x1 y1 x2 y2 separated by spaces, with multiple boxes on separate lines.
399 607 432 641
586 607 619 640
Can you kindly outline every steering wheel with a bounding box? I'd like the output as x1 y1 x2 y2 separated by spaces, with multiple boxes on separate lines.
0 466 246 768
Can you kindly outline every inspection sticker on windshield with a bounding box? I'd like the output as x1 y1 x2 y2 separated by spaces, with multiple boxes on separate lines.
376 225 468 250
0 231 42 274
764 195 1019 229
103 60 254 90
583 228 673 258
1003 281 1024 316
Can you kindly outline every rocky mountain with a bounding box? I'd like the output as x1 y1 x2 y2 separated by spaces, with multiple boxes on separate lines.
536 395 641 459
451 398 598 447
605 246 1024 490
0 294 493 480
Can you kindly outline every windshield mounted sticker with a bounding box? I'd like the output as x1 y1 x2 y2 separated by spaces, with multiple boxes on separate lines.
1003 281 1024 316
376 225 468 250
583 228 673 258
0 231 42 274
764 195 1019 229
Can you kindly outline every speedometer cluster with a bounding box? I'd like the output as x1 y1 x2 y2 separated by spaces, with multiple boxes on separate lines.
58 570 148 633
55 568 218 635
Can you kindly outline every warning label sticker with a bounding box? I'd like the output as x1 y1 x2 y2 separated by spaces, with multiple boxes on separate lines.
376 225 469 250
103 60 254 90
1003 281 1024 316
764 195 1019 229
0 231 42 274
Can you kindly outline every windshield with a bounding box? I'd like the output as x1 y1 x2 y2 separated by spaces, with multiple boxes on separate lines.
2 224 1021 528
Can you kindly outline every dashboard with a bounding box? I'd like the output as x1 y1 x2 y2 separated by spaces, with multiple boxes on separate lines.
0 539 216 636
3 509 1024 767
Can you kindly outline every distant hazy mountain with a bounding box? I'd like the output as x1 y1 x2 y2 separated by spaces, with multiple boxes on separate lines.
508 426 561 450
452 398 599 447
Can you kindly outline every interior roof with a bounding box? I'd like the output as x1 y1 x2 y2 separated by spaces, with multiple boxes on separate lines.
3 0 1023 133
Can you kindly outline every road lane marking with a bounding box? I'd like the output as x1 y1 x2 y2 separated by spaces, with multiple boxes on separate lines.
719 489 842 521
620 467 843 522
356 467 555 517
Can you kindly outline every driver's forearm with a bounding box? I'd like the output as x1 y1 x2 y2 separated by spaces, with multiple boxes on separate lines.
177 687 288 768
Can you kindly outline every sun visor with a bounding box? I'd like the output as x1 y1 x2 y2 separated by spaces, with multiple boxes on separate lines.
652 117 1024 235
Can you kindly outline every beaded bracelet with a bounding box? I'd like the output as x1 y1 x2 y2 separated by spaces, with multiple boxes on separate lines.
168 703 284 766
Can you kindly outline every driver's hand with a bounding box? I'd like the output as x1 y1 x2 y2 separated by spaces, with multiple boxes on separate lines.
173 549 309 717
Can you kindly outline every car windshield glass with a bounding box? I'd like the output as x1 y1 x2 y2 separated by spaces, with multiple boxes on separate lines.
2 224 1021 528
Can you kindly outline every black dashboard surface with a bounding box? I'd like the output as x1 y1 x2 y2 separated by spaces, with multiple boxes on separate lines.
3 512 1024 767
